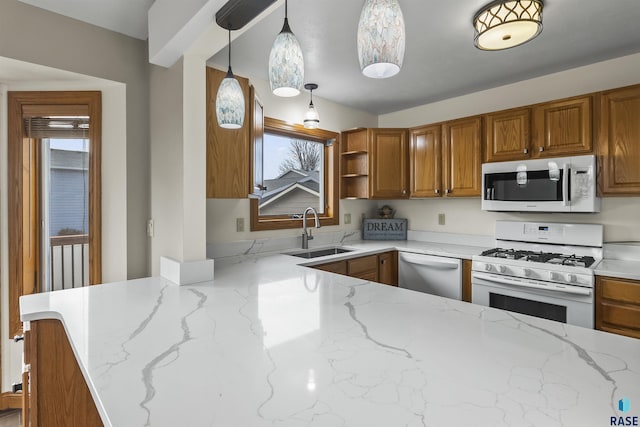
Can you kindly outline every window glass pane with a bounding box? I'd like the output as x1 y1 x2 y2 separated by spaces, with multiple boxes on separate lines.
258 132 324 216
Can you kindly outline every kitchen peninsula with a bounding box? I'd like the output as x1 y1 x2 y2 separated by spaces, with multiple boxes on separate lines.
21 250 640 427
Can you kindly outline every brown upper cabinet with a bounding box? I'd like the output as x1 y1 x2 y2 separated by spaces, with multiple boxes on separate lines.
340 128 409 199
442 116 483 197
531 95 593 157
206 67 256 198
484 96 594 163
409 124 442 197
340 128 370 199
410 118 482 198
484 108 531 162
369 129 409 199
598 84 640 195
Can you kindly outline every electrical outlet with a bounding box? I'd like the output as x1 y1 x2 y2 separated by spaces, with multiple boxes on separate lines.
146 219 154 237
438 213 445 226
344 213 351 224
236 217 244 232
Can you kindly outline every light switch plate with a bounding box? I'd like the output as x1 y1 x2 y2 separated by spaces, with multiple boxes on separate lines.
344 213 351 224
438 213 445 225
236 218 244 232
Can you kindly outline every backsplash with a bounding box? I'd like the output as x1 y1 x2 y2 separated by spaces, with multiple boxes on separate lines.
207 230 362 259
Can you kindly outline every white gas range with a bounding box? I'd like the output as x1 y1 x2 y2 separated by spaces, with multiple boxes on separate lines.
472 221 603 329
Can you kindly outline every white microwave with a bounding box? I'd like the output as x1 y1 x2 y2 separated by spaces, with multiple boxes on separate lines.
481 155 600 213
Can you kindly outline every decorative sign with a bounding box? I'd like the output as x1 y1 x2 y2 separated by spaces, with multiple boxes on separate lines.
362 218 408 240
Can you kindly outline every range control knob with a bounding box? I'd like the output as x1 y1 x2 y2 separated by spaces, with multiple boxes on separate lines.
484 263 493 272
498 265 507 274
523 268 532 277
549 271 558 281
566 273 577 283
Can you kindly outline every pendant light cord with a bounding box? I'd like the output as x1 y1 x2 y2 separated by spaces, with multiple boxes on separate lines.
285 0 288 18
228 28 231 68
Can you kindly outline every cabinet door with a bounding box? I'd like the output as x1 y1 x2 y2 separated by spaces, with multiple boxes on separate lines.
484 108 530 162
378 251 398 286
462 260 472 302
347 255 379 281
369 129 409 199
532 96 592 157
599 85 640 195
29 320 104 426
206 67 252 198
596 276 640 339
442 117 482 197
409 125 442 197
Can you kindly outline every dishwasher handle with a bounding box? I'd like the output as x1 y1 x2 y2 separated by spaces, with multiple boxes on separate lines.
399 253 460 270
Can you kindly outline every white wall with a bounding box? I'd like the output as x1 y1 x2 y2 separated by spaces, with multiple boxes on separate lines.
377 52 640 243
1 0 150 393
205 70 378 244
0 0 150 280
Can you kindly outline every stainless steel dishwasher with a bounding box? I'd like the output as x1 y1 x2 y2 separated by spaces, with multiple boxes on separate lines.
398 252 462 300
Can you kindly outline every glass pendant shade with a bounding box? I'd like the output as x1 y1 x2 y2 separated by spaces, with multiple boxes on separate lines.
357 0 406 79
216 67 245 129
474 0 543 50
304 102 320 129
269 2 304 97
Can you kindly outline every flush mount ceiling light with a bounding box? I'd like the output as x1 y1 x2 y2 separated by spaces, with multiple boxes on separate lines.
216 28 245 129
473 0 543 50
303 83 320 129
357 0 406 79
269 0 304 97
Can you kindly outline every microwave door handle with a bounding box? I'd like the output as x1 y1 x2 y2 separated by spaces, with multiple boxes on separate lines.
562 164 569 206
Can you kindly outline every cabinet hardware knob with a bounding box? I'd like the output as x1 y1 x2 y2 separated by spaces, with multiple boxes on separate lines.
445 188 451 194
435 189 440 194
539 147 544 152
523 148 528 154
381 260 386 264
402 189 406 194
14 335 24 342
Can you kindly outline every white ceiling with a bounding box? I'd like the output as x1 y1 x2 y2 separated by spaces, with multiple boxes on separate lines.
14 0 640 115
209 0 640 114
17 0 154 40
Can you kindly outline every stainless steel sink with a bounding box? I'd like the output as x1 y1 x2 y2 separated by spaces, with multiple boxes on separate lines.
288 247 353 259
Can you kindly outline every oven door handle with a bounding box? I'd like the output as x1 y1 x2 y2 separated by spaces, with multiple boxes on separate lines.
472 272 592 296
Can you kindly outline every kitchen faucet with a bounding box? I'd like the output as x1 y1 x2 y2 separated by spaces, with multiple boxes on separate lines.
301 207 320 249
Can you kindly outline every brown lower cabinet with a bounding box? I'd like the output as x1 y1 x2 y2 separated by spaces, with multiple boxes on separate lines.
313 251 398 286
462 260 472 303
24 319 103 427
596 276 640 339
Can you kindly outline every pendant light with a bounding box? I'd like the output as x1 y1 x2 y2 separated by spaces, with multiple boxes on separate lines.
357 0 406 79
473 0 543 50
216 29 245 129
269 0 304 97
303 83 320 129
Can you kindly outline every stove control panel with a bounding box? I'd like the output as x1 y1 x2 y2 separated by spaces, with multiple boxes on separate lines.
472 260 594 287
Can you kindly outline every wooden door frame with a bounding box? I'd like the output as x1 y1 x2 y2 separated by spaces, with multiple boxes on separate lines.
7 91 102 337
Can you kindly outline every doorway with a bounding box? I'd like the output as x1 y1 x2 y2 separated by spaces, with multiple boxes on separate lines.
7 91 102 337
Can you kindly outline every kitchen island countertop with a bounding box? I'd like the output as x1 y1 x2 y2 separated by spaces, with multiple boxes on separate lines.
21 251 640 427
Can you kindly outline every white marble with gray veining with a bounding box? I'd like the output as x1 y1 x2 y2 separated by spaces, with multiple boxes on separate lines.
21 252 640 427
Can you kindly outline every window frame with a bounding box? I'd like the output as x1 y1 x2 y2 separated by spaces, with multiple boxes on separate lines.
250 117 339 231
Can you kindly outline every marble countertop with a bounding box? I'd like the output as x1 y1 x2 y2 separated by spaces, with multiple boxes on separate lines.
20 251 640 427
595 259 640 281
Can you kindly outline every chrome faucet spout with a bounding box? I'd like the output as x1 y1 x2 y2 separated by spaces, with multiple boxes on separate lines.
301 207 320 249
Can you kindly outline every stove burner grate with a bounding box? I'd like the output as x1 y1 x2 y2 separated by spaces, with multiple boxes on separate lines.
480 248 596 268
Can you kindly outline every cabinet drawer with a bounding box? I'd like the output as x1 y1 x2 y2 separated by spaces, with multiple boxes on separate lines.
313 260 347 275
347 255 378 276
600 301 640 333
350 270 379 282
599 276 640 304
